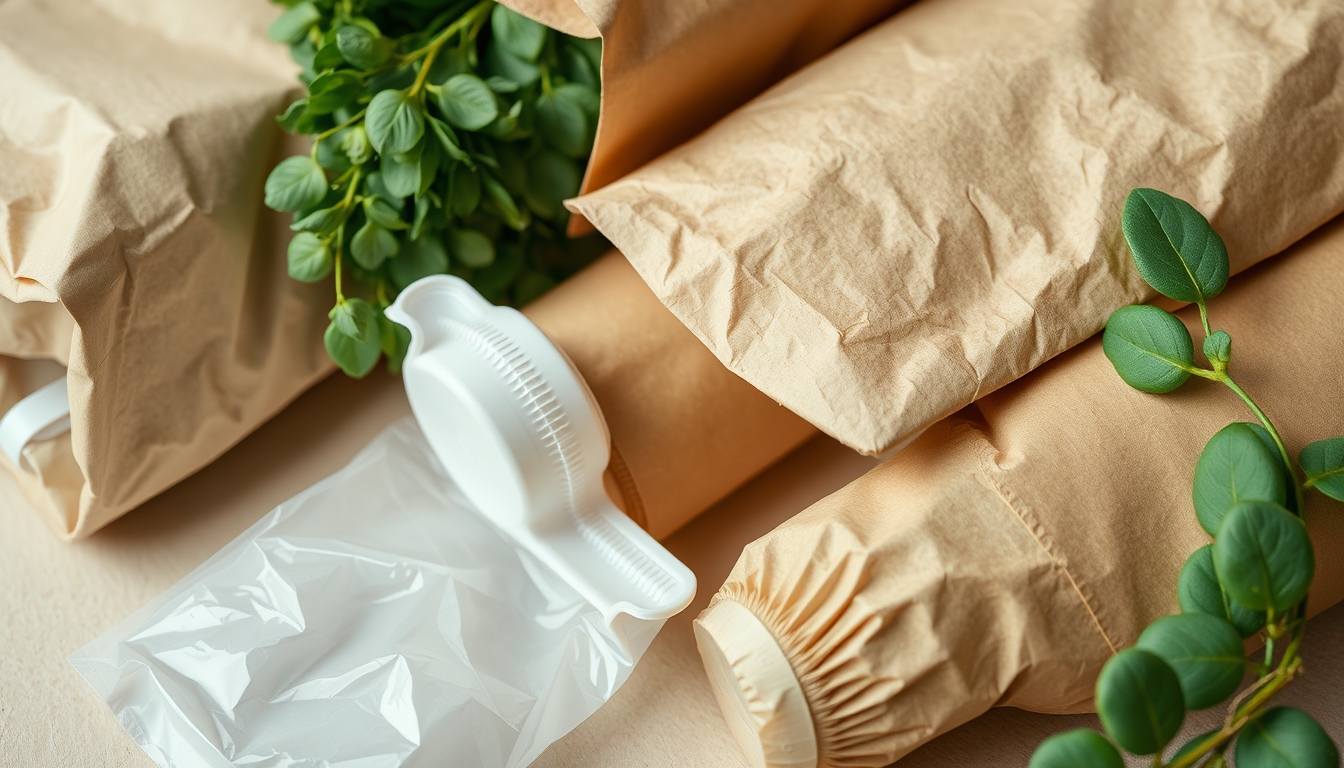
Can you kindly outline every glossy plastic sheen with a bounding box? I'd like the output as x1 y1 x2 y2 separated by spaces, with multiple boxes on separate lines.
71 420 664 768
385 275 695 623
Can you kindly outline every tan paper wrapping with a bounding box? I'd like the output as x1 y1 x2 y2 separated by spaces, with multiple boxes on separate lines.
572 0 1344 456
694 217 1344 768
0 0 333 538
525 251 816 539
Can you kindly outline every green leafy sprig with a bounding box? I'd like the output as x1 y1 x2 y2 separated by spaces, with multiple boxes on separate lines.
1031 189 1344 768
264 0 608 376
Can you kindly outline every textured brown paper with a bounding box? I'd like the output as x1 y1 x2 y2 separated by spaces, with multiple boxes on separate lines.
500 0 913 233
696 217 1344 768
0 0 333 538
573 0 1344 456
525 251 816 539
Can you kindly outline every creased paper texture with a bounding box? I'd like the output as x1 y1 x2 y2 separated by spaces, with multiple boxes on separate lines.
573 0 1344 455
698 216 1344 767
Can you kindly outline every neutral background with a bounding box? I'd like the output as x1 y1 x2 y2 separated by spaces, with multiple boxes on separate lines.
2 371 1341 767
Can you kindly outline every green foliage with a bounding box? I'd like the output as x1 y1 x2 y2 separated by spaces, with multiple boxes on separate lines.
1134 614 1245 710
1177 545 1264 638
1027 730 1123 768
1121 188 1229 304
1237 708 1341 768
265 0 607 375
1213 500 1314 613
1193 423 1287 535
1095 648 1185 755
1301 437 1344 502
1101 305 1194 393
1035 189 1341 768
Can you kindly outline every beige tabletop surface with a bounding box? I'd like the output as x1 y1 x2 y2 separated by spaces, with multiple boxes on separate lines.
2 371 1341 767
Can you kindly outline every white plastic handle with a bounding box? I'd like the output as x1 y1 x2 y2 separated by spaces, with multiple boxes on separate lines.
387 276 696 624
0 375 71 471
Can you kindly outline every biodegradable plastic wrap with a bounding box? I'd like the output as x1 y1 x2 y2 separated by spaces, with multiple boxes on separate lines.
70 419 662 768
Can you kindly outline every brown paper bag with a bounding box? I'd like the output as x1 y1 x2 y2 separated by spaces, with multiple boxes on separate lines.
694 217 1344 768
572 0 1344 456
0 0 333 538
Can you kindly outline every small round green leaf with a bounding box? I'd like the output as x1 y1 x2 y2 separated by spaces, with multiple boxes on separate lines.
1178 545 1264 638
290 204 346 235
313 42 346 71
447 228 494 268
325 318 381 378
491 4 548 62
1121 188 1229 303
328 297 378 344
1203 330 1231 366
524 149 580 219
1101 305 1194 393
336 24 390 69
436 74 499 131
427 47 469 85
276 98 315 134
555 82 599 122
363 197 407 230
1095 648 1185 755
390 233 448 290
350 220 399 270
1236 707 1340 768
1134 613 1245 710
1193 423 1287 535
1028 729 1123 768
379 311 412 375
380 152 421 199
264 156 328 212
1301 436 1344 502
340 125 372 165
286 232 332 283
485 42 540 87
450 167 482 217
536 90 592 157
306 71 361 115
365 89 424 156
1214 500 1314 612
267 1 320 44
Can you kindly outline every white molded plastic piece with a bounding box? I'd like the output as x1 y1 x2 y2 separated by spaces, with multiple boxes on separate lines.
386 275 695 623
0 375 71 471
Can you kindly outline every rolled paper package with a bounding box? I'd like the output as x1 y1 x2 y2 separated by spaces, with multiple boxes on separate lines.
573 0 1344 456
694 218 1344 768
524 251 816 539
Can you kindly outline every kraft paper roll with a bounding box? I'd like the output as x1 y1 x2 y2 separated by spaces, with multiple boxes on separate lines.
526 251 817 539
573 0 1344 457
695 217 1344 768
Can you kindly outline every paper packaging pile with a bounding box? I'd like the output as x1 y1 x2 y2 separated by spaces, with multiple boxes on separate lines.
5 0 1344 766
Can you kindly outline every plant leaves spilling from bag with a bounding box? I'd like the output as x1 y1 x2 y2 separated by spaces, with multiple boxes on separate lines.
265 0 609 376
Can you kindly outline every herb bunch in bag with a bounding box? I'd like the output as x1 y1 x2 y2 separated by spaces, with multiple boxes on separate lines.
1031 190 1343 768
264 0 605 376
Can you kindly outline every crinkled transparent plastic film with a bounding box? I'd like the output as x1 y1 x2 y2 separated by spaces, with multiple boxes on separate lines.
70 419 663 768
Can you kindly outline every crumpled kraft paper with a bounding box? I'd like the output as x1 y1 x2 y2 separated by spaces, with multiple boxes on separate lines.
694 216 1344 768
572 0 1344 456
1 0 824 539
0 0 333 538
501 0 913 234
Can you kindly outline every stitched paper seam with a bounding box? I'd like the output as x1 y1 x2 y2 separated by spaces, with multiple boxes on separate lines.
975 450 1119 655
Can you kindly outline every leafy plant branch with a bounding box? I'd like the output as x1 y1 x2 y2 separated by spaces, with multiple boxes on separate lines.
1031 188 1343 768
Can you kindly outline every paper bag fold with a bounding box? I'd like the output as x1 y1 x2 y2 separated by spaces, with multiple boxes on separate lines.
573 0 1344 455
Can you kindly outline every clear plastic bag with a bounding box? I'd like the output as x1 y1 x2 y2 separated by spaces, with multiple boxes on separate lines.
70 418 663 768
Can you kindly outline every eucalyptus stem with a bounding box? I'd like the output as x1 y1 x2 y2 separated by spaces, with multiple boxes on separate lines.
406 0 493 97
1219 373 1305 514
